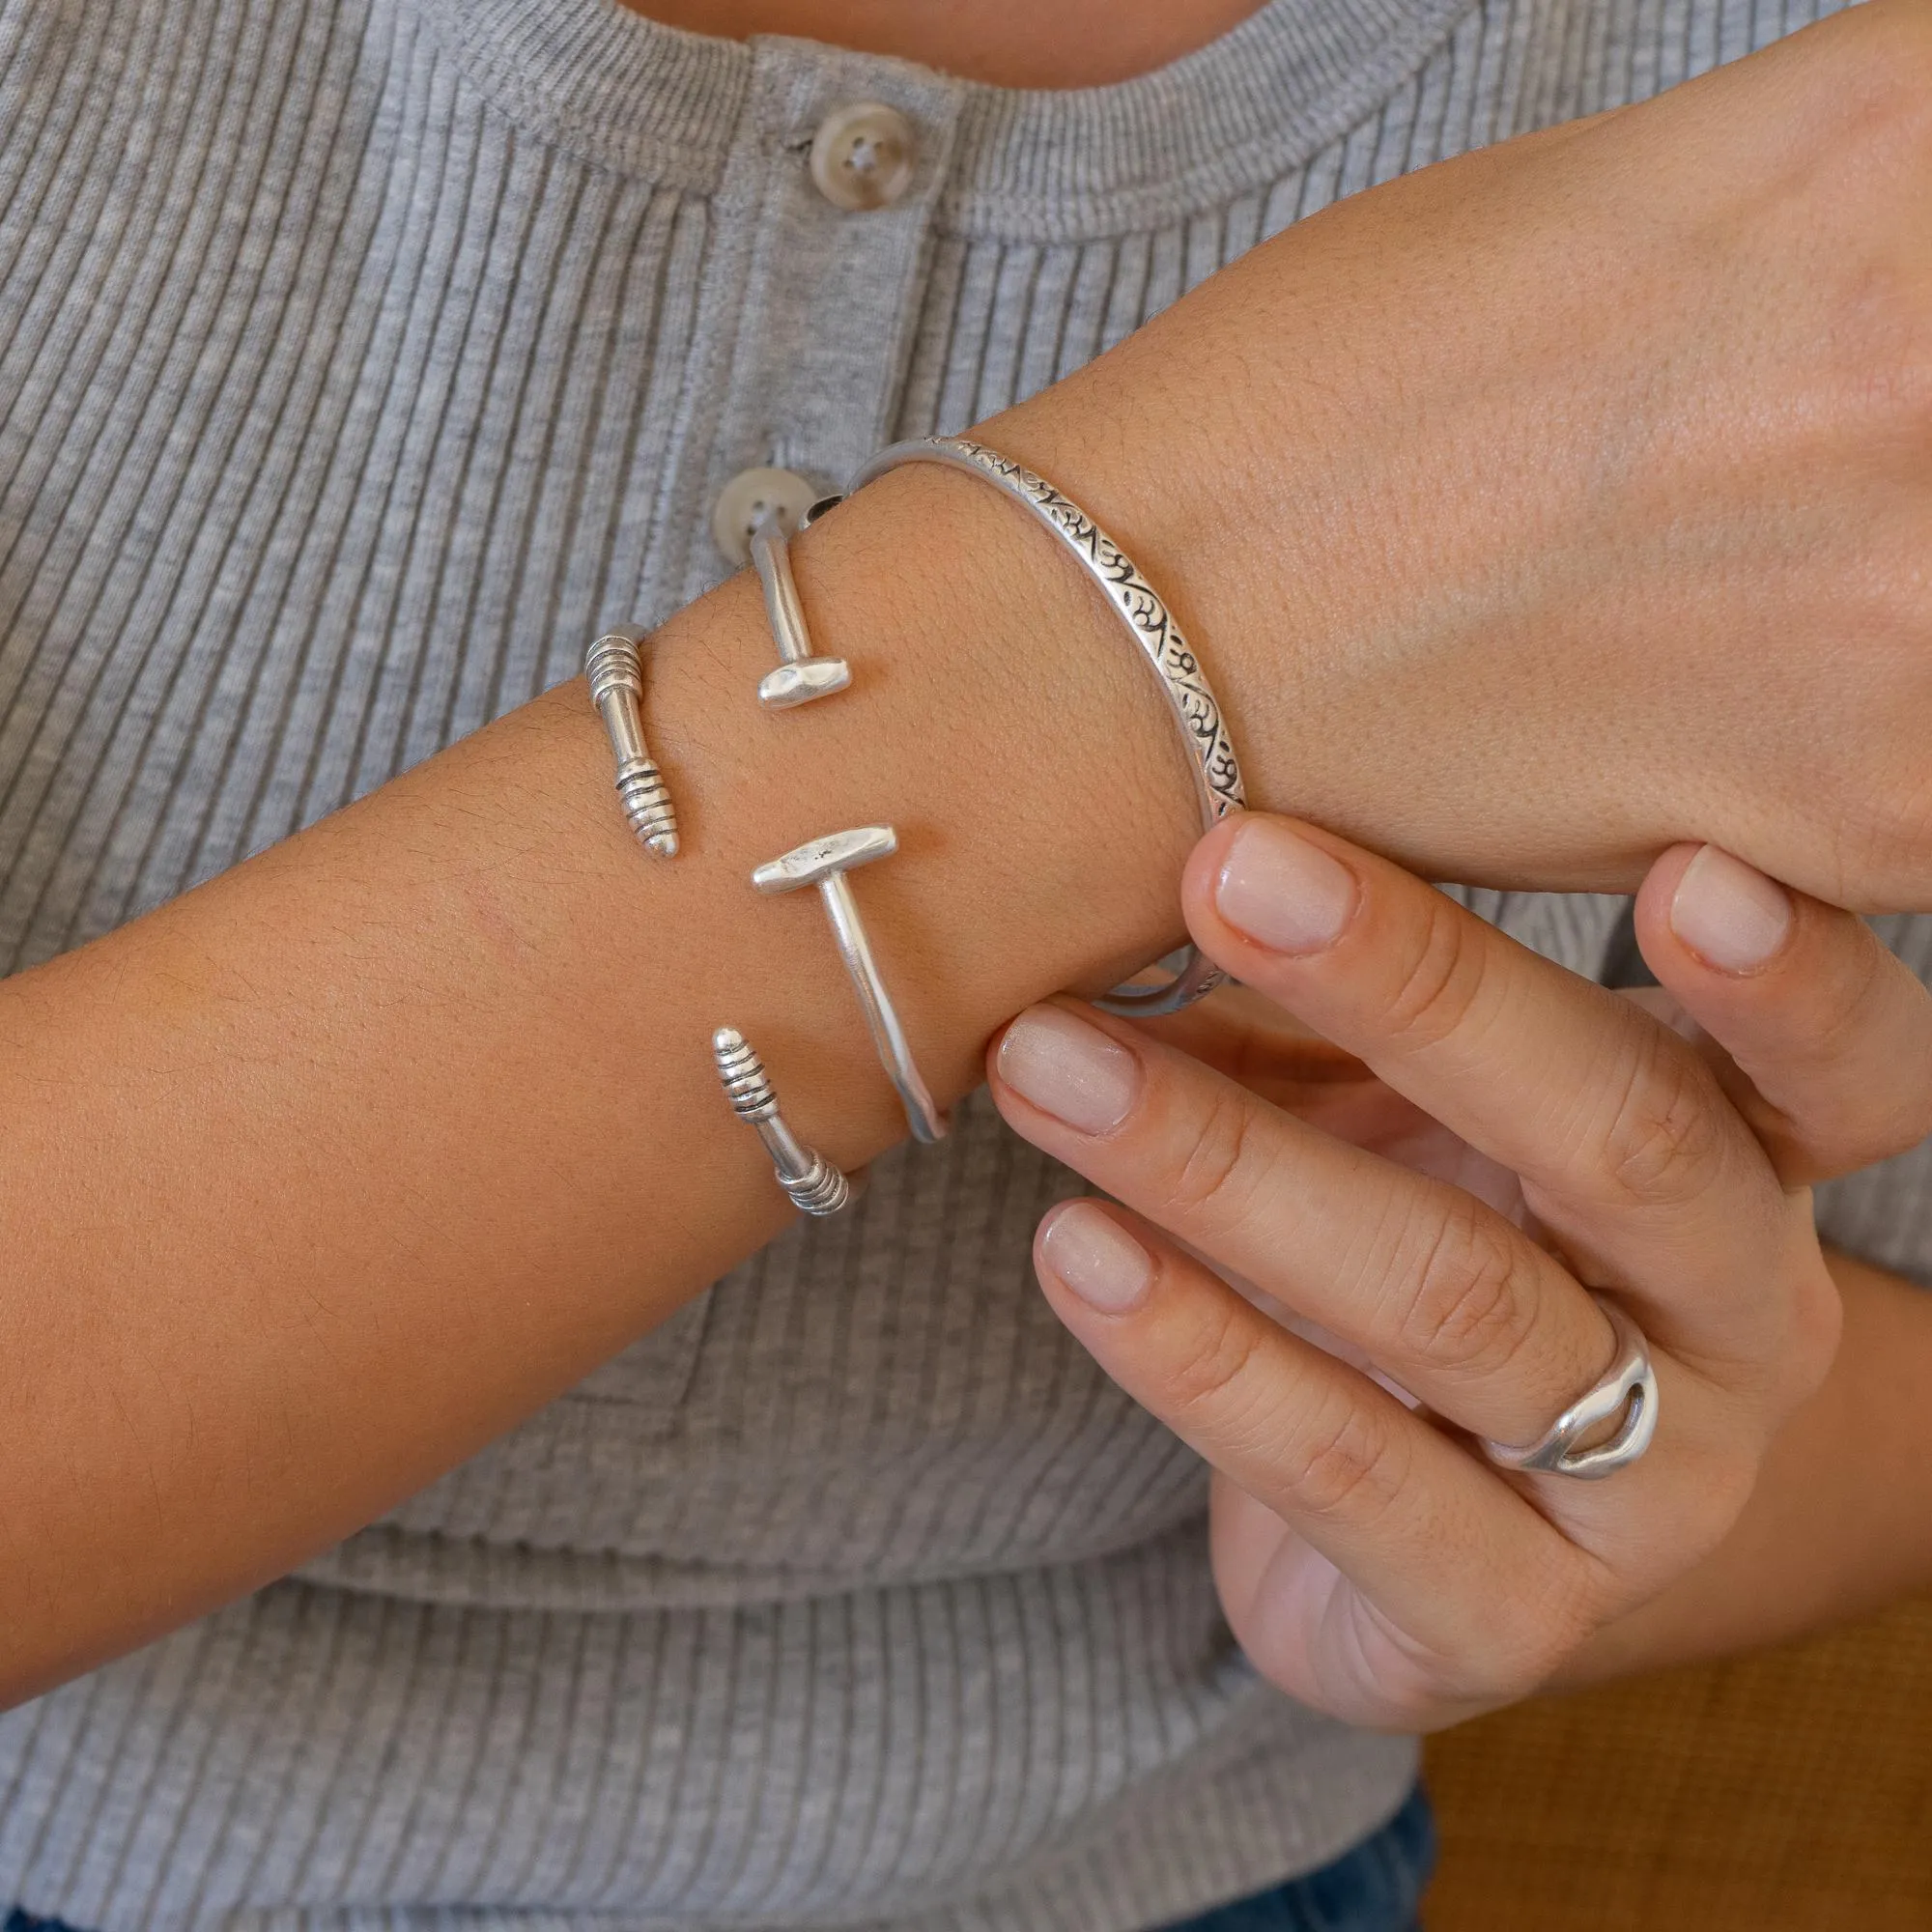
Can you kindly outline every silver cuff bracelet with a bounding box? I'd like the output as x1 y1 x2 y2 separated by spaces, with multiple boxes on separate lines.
752 824 947 1145
841 437 1246 1017
712 1026 856 1215
585 630 679 856
744 507 948 1146
751 516 851 709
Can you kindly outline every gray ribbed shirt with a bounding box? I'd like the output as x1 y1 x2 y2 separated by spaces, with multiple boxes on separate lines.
3 0 1923 1926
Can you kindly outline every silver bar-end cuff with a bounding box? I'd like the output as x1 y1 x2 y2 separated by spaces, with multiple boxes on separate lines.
752 825 947 1145
750 515 851 710
712 1027 855 1215
585 630 679 857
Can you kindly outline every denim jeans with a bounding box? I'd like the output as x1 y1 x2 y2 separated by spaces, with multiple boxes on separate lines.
4 1788 1434 1932
1158 1785 1435 1932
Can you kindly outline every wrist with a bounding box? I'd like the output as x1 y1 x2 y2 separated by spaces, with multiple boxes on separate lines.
980 264 1385 857
630 455 1201 1168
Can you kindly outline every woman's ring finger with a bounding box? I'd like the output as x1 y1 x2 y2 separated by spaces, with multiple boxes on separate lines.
1477 1295 1660 1480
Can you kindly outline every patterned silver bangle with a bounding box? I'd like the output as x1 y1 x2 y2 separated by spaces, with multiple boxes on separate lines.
841 437 1246 1017
585 630 679 856
751 825 947 1145
712 1026 856 1215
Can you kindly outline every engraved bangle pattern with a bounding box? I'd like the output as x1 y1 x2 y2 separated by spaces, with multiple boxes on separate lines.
585 630 679 856
842 436 1247 1017
712 1026 855 1215
752 825 947 1146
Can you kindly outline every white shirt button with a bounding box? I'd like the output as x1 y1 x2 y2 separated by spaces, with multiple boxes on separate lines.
809 102 916 213
711 465 818 567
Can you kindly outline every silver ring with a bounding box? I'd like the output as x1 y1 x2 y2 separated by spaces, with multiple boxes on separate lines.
1479 1297 1659 1481
751 825 947 1145
843 436 1245 1018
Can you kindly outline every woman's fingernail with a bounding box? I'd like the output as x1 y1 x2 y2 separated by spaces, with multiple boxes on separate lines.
1669 845 1792 974
1213 817 1358 954
997 1005 1140 1134
1040 1202 1154 1314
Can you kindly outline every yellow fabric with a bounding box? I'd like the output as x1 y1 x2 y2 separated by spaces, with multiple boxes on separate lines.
1424 1600 1932 1930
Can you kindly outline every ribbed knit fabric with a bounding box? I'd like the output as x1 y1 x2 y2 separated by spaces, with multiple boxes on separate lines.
1 0 1917 1928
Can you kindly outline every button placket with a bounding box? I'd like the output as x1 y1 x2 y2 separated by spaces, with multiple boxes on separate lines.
681 45 963 590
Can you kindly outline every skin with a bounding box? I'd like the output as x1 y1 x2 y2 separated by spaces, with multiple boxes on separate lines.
990 824 1932 1728
3 2 1932 1708
619 0 1269 88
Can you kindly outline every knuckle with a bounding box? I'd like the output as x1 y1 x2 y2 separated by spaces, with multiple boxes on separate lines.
1587 1034 1732 1208
1332 1599 1450 1719
1160 1294 1273 1429
1391 1192 1537 1381
1164 1083 1278 1233
1378 893 1490 1051
1283 1387 1406 1528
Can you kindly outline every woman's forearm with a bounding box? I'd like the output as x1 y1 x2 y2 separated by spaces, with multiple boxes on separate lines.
10 0 1932 1703
1559 1249 1932 1687
1 163 1408 1700
0 449 1231 1704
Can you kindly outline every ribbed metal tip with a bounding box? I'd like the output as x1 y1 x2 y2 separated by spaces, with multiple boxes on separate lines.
584 632 643 701
787 1156 851 1216
615 760 679 856
712 1027 778 1120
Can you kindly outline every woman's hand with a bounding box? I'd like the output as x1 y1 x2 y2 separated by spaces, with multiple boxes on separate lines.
996 0 1932 910
987 815 1932 1730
